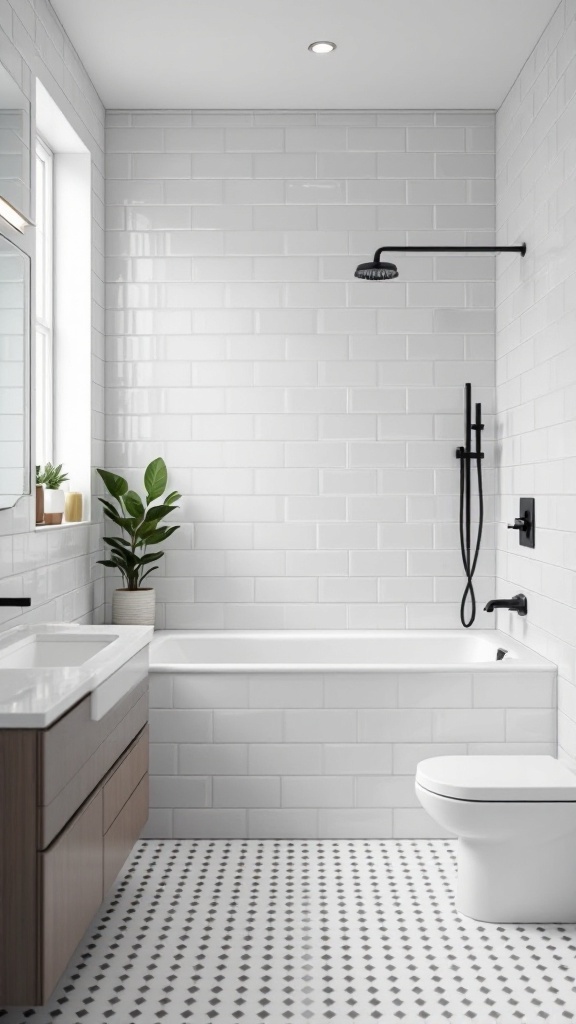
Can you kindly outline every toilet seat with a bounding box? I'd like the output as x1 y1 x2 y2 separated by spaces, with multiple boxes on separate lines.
416 755 576 802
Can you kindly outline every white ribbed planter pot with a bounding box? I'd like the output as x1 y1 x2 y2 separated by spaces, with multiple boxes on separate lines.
112 588 155 626
43 487 65 525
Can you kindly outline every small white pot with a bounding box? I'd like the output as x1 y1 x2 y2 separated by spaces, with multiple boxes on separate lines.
44 487 65 525
112 588 156 626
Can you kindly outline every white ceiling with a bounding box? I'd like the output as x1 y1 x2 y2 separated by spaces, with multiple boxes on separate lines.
51 0 560 110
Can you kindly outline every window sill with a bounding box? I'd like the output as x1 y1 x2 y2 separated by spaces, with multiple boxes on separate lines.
35 520 89 532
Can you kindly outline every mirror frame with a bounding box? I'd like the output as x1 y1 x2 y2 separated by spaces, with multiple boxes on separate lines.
0 231 31 510
0 58 32 224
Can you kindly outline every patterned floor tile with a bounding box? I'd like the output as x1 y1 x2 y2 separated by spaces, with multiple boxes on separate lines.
1 839 575 1023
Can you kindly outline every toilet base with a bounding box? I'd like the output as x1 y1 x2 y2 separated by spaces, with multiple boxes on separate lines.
456 833 576 923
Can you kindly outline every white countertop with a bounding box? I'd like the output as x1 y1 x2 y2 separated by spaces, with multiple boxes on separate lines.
0 623 154 728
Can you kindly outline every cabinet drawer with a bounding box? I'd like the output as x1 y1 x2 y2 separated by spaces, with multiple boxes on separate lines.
103 725 149 833
40 789 103 1002
39 674 148 849
104 774 148 893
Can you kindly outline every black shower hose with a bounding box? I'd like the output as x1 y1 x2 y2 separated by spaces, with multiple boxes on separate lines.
459 438 484 628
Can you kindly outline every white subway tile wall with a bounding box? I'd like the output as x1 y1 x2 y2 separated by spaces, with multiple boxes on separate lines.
0 0 105 626
495 0 576 767
146 667 556 838
105 110 496 628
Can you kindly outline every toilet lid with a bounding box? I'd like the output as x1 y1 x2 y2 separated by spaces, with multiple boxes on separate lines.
416 755 576 801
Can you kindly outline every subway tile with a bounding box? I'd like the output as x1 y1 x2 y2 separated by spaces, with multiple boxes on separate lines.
174 809 247 839
356 775 419 808
399 674 473 708
359 709 432 742
173 674 250 708
473 672 555 707
149 709 213 743
248 809 318 838
285 710 357 742
324 744 393 774
433 709 506 742
179 744 249 776
347 128 406 151
324 674 398 708
393 742 467 774
318 809 393 838
149 743 178 775
213 776 281 808
249 744 323 775
286 179 345 204
282 777 355 807
376 152 435 177
407 127 465 151
506 708 557 742
213 709 283 742
249 674 323 707
149 775 211 808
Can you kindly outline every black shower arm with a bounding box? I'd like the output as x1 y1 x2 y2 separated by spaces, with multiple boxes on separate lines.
372 244 527 262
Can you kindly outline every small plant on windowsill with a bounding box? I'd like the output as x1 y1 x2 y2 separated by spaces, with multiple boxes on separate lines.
96 457 181 627
39 462 69 525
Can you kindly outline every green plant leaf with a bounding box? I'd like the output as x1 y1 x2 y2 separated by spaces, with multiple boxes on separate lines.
138 524 179 546
41 462 69 489
97 468 128 499
154 524 180 543
144 503 177 524
123 489 145 518
138 550 164 565
99 497 121 515
97 559 121 568
139 566 159 584
101 505 135 530
103 535 131 550
164 490 181 505
144 458 167 502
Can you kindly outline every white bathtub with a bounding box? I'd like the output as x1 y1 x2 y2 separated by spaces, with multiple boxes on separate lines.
146 630 557 842
151 629 552 673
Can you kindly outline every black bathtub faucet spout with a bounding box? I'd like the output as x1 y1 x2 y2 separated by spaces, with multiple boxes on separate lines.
484 593 527 616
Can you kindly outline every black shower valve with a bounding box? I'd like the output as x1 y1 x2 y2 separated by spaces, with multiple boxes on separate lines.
508 515 529 533
507 498 535 549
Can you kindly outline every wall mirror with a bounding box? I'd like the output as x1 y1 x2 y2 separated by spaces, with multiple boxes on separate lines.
0 61 31 220
0 234 30 509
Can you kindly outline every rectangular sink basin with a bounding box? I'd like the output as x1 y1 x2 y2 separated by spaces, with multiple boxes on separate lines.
0 634 115 669
0 623 153 727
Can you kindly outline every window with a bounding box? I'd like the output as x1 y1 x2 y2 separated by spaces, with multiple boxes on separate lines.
34 80 92 524
35 136 54 469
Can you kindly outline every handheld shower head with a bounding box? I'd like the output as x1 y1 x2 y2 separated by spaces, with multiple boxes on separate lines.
354 259 398 280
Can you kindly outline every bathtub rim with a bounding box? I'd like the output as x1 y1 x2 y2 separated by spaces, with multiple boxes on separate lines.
149 629 557 675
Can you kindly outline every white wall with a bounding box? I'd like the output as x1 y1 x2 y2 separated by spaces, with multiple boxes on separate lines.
106 109 496 630
495 0 576 765
0 0 105 626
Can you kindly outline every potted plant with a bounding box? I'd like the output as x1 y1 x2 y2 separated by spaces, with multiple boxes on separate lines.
35 465 44 525
41 463 69 525
96 457 180 626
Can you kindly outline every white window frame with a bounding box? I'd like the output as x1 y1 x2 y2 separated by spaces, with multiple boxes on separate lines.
35 135 54 469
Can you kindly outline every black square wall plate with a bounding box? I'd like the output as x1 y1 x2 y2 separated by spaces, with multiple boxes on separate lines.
520 497 535 548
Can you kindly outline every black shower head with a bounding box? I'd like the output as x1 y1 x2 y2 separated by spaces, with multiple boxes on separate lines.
354 244 527 281
354 259 398 280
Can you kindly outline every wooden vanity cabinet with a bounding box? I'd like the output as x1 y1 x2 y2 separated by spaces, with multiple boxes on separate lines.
0 674 149 1006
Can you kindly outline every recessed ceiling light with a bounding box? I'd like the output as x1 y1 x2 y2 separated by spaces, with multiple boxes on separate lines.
308 41 337 54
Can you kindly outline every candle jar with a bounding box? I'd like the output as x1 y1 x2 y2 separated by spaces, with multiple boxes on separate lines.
64 491 83 523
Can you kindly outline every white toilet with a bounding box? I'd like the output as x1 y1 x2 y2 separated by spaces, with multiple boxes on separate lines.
415 755 576 923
